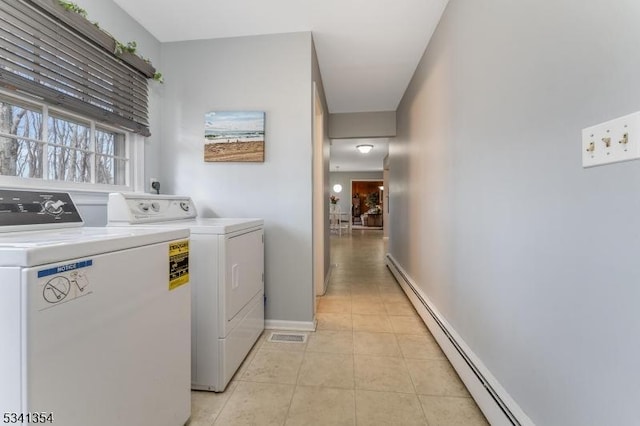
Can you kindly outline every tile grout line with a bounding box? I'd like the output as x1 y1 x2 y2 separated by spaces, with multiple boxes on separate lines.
210 333 266 424
209 379 240 426
334 232 413 425
389 270 433 426
397 326 432 426
333 253 357 425
351 285 358 426
281 357 303 426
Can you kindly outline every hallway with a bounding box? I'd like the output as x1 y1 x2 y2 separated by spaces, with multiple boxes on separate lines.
188 231 488 425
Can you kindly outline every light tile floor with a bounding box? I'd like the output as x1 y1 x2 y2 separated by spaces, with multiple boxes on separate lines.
187 231 489 426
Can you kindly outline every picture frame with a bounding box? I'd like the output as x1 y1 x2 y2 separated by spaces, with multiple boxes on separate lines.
204 111 265 162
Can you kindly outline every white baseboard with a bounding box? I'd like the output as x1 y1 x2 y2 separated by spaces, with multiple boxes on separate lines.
265 319 317 332
386 254 534 426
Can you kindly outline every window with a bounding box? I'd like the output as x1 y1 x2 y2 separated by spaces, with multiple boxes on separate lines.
0 92 131 188
0 1 150 191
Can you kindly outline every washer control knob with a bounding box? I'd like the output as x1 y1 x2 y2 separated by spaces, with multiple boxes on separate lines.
151 202 160 212
137 202 150 213
179 202 190 212
43 199 65 216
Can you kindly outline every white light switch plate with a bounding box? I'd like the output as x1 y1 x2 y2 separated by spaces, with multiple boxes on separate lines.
582 112 640 167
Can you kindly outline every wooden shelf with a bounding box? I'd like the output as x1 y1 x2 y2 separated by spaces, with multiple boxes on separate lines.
29 0 156 78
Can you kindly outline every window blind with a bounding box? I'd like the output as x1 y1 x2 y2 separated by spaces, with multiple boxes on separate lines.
0 0 152 136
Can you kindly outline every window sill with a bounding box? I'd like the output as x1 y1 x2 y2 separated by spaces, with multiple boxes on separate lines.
0 176 137 202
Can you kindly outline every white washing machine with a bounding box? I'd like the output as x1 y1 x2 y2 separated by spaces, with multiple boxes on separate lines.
0 189 191 426
108 193 264 392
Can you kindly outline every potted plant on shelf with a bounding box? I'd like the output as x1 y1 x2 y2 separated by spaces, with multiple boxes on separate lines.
365 192 381 213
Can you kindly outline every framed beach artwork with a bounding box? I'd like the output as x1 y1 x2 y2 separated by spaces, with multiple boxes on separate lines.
204 111 265 162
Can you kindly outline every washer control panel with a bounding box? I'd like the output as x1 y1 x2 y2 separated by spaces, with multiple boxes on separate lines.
107 193 197 224
0 189 83 229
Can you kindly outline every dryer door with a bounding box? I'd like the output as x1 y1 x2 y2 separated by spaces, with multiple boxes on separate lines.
224 228 264 325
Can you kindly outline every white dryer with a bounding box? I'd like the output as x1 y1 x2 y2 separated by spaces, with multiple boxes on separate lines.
108 193 264 392
0 189 191 426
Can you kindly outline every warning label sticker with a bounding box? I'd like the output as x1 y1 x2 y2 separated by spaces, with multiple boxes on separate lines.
38 260 93 311
169 240 189 290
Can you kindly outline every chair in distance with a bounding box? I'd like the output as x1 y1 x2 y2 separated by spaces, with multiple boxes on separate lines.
330 204 350 236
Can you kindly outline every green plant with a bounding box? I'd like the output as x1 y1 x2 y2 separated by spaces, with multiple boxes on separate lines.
365 191 379 209
114 40 137 56
58 0 87 18
57 1 163 83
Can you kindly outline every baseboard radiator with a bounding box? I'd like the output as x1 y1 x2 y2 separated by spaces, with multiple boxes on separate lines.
386 254 533 426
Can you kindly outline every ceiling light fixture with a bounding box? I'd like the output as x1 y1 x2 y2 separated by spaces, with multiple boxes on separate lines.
356 144 373 154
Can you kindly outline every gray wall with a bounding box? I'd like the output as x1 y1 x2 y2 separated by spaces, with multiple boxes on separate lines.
329 111 396 139
330 171 383 218
160 33 315 324
390 1 640 425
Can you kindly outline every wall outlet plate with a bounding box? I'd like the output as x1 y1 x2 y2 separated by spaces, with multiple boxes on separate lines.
582 112 640 168
150 178 160 193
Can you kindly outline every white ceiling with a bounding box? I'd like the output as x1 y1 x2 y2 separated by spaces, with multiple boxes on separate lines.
112 0 449 114
330 138 388 172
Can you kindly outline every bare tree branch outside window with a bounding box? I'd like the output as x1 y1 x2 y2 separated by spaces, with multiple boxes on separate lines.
0 96 128 186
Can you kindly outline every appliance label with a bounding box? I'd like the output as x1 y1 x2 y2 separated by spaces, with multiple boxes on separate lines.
38 260 93 310
37 260 93 278
169 240 189 290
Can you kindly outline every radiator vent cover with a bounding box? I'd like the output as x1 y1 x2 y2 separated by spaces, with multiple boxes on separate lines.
267 332 307 344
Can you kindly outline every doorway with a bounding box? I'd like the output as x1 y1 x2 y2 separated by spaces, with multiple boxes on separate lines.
351 179 383 229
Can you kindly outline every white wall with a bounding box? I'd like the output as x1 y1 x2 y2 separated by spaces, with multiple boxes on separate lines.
160 33 316 324
330 171 383 218
390 1 640 425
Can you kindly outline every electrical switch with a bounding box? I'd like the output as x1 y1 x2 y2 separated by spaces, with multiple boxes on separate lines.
582 112 640 167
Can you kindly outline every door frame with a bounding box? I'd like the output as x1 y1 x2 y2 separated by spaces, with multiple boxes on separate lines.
350 178 384 227
312 83 326 299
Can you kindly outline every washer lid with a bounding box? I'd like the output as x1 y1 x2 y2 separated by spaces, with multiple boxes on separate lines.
107 217 264 234
0 226 190 267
